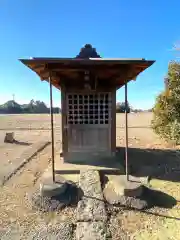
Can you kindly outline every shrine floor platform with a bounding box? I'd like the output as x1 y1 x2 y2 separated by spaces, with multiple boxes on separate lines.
42 152 125 183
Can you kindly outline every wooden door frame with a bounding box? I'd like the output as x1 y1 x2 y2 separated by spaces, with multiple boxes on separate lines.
62 90 113 156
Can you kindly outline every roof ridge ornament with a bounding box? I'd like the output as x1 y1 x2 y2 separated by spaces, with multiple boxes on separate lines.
75 44 101 59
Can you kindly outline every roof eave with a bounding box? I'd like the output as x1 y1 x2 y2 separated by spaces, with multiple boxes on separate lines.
19 58 155 89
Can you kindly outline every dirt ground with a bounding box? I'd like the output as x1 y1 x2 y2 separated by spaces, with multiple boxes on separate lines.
0 113 180 239
0 113 160 179
0 114 61 182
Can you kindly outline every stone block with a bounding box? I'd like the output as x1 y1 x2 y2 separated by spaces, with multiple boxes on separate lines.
107 175 144 197
76 222 107 240
77 170 107 222
103 181 148 210
4 132 14 143
40 176 67 197
77 198 107 222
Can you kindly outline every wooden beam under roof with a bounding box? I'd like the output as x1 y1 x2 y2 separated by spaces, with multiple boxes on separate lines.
19 58 155 90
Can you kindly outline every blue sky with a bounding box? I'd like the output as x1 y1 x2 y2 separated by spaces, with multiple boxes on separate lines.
0 0 179 109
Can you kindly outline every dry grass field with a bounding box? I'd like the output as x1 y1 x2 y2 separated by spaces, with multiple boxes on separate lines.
0 112 180 239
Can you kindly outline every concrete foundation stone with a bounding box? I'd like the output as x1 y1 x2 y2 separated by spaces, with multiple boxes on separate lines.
40 176 67 197
108 174 144 197
4 132 14 143
104 181 148 210
77 170 107 222
76 222 107 240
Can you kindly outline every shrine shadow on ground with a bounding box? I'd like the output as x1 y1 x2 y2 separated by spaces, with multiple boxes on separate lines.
120 187 178 220
142 186 177 209
13 140 32 146
116 146 180 183
79 186 177 209
63 146 180 183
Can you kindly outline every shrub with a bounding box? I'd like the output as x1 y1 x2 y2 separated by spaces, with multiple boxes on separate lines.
152 61 180 144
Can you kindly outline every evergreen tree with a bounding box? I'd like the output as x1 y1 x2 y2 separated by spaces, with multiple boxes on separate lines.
152 61 180 144
116 101 130 113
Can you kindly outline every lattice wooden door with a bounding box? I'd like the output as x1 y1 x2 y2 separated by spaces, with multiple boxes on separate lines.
66 93 112 154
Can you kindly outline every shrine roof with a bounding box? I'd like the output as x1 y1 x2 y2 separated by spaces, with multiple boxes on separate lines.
19 44 155 89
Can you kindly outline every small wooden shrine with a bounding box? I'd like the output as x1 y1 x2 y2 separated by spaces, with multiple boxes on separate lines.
20 44 154 168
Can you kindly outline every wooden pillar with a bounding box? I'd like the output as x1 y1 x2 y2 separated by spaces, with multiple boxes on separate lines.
49 74 55 182
111 89 116 154
125 81 129 181
61 85 68 157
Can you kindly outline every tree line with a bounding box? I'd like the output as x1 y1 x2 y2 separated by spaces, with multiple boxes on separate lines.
0 99 149 114
116 102 131 113
116 102 151 113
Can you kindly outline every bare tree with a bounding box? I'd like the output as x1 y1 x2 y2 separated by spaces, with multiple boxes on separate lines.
170 41 180 59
